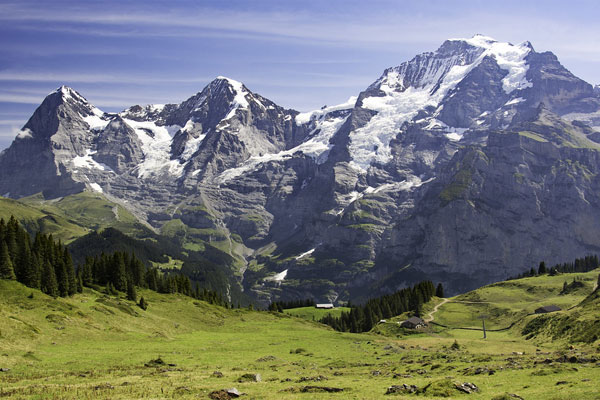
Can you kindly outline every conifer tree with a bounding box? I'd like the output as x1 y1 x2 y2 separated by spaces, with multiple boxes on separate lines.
5 216 18 262
0 242 16 280
126 279 137 302
41 259 58 297
80 257 93 287
435 283 444 298
24 253 41 289
16 233 32 284
138 296 148 310
129 256 145 287
64 249 77 296
538 261 547 275
76 274 83 293
55 257 68 297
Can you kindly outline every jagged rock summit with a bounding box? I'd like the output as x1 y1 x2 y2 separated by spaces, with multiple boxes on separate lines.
2 35 600 303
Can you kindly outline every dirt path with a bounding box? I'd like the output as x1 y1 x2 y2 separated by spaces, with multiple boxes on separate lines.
424 298 449 323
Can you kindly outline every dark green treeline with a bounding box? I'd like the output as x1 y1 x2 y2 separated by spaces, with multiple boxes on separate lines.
0 216 227 307
0 216 77 297
319 281 436 333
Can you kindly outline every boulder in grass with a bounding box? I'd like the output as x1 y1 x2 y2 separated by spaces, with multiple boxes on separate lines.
208 388 241 399
237 373 261 383
386 384 418 395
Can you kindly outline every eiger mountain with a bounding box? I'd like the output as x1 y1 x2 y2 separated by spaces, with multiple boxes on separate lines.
2 35 600 303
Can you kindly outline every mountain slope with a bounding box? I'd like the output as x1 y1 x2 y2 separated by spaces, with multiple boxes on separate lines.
2 35 600 303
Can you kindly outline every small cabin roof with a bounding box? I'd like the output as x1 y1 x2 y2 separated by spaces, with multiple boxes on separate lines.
403 316 425 325
315 303 334 308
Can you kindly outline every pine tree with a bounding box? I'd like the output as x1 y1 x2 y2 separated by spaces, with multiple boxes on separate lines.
126 279 137 302
0 242 16 280
5 217 18 262
24 253 41 289
41 260 58 297
538 261 547 275
76 274 83 293
111 253 128 291
81 257 93 287
138 296 148 310
64 249 77 296
129 256 145 287
55 257 68 297
435 283 444 298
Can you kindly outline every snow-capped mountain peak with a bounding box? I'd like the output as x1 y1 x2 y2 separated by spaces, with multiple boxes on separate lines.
56 85 87 102
450 34 533 93
213 76 251 119
347 35 534 172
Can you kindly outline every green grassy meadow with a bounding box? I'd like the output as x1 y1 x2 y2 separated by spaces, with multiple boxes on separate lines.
1 270 599 399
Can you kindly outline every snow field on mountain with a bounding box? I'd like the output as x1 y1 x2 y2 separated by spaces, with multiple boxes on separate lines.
72 149 114 173
348 36 533 172
217 113 349 183
122 119 183 178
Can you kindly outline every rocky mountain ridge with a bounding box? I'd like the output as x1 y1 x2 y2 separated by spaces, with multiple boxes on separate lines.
2 34 600 303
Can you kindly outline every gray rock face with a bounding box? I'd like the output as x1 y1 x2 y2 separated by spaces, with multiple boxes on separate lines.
95 117 144 173
2 36 600 303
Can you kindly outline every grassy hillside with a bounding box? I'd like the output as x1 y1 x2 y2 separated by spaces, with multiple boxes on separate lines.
20 192 154 239
283 306 352 321
0 196 89 242
0 192 153 243
432 271 598 331
1 276 600 399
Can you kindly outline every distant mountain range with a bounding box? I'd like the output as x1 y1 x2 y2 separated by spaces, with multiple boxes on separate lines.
2 34 600 303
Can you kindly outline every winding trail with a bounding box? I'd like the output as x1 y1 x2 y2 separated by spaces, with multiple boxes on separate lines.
424 298 449 323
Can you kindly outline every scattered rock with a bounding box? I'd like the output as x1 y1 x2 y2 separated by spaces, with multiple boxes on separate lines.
393 373 413 379
256 355 277 362
462 366 495 376
300 385 344 393
455 382 479 394
556 381 569 385
212 371 224 378
491 394 524 400
371 370 381 376
512 352 524 355
237 373 261 383
385 384 418 395
298 375 328 382
144 357 166 367
93 383 114 390
209 388 241 399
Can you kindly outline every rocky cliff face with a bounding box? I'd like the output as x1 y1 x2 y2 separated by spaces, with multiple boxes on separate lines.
2 35 600 303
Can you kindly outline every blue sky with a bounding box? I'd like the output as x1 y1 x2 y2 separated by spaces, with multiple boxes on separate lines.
1 0 599 149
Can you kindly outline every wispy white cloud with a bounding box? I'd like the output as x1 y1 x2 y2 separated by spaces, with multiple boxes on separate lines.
0 119 27 125
0 71 213 85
